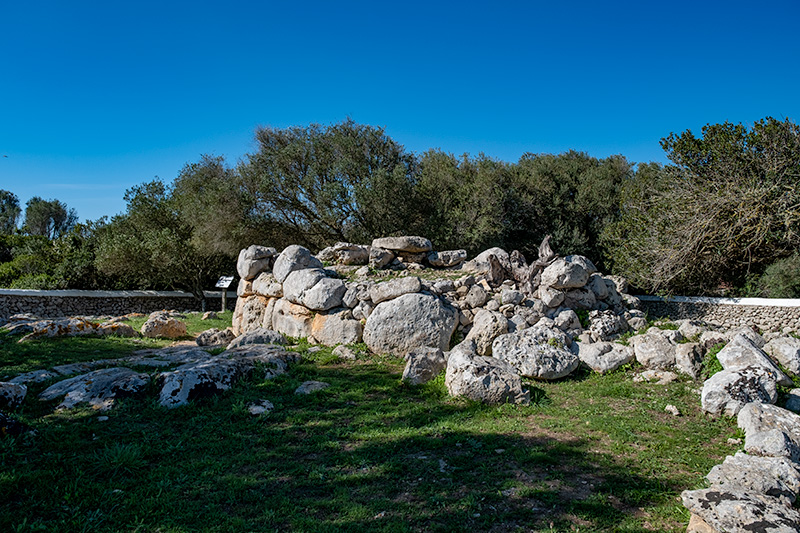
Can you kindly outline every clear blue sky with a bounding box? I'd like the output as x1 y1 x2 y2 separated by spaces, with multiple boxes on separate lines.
2 0 798 223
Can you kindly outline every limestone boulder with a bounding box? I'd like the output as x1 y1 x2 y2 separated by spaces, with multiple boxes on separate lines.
252 272 283 298
39 368 149 411
96 322 138 338
577 342 634 373
273 245 324 283
589 310 629 341
371 236 432 253
492 324 579 380
236 245 276 281
717 334 792 387
586 274 608 300
631 331 676 370
539 286 565 308
310 308 363 346
369 247 395 269
465 284 489 308
738 403 800 462
427 249 467 268
141 313 187 339
707 452 800 502
232 295 271 335
675 343 705 379
363 293 457 357
681 488 800 533
764 337 800 376
701 367 778 416
196 328 236 347
227 328 286 349
295 381 330 395
402 347 446 385
462 247 512 277
370 276 422 304
539 259 589 290
464 309 508 356
0 382 27 409
271 298 314 339
445 341 530 405
282 269 346 311
563 254 597 275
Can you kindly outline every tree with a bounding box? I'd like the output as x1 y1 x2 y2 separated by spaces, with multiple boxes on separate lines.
0 190 21 234
604 117 800 294
23 197 78 239
94 180 233 303
241 119 418 250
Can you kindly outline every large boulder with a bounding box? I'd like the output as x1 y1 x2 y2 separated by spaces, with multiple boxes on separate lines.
402 347 446 385
141 313 187 339
706 452 800 502
563 255 597 275
539 258 589 290
196 328 236 347
631 331 676 370
464 310 508 356
369 276 422 304
764 337 800 377
371 236 432 253
462 247 511 277
310 308 363 346
445 341 529 405
237 245 276 281
738 403 800 462
322 242 370 265
675 343 705 379
369 247 395 269
273 245 324 283
717 334 792 387
227 328 286 349
577 342 634 373
363 293 457 357
39 368 149 411
282 269 345 311
271 298 314 339
701 367 778 416
588 310 629 341
492 324 579 380
681 488 800 532
251 272 283 298
427 249 467 268
232 295 271 335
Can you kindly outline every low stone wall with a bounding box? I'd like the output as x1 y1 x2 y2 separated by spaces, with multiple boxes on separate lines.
637 295 800 331
0 289 237 319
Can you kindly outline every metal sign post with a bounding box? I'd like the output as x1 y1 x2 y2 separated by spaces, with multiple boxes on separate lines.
215 276 235 312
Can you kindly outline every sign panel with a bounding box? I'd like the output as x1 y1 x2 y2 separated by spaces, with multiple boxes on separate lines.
215 276 235 289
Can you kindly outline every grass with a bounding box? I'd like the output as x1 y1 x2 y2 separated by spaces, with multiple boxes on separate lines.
0 315 741 532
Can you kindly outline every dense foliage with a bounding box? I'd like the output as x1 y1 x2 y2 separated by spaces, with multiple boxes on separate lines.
2 116 798 297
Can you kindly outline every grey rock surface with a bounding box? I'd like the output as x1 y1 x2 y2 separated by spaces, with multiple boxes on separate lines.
369 276 422 304
371 236 432 253
237 245 275 281
577 342 634 373
492 325 579 380
717 334 792 387
273 245 324 283
402 347 446 385
464 309 508 356
707 452 800 502
40 367 149 410
0 382 27 409
681 488 800 533
445 341 529 405
764 337 800 376
539 259 589 290
227 328 286 349
701 367 778 416
310 308 363 346
738 403 800 462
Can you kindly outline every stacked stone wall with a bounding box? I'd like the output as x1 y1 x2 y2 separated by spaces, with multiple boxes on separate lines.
0 289 236 319
638 295 800 331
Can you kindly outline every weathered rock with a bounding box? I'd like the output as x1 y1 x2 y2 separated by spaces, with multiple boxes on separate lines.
465 284 488 308
764 337 800 376
539 286 565 308
577 342 634 373
539 259 589 290
363 293 457 357
369 247 395 269
0 382 27 409
717 334 792 387
464 310 508 356
445 340 529 405
371 236 432 253
282 269 345 312
586 274 608 300
500 289 524 306
707 452 800 502
39 368 149 410
295 381 330 395
237 278 254 298
631 331 676 370
333 345 358 360
18 317 100 341
201 311 218 321
562 288 597 310
675 343 705 379
701 367 778 416
402 347 446 385
634 369 679 384
462 247 512 277
141 313 187 339
492 325 579 380
96 322 138 338
553 309 581 332
327 242 369 265
227 328 286 349
677 319 707 340
681 488 800 533
605 275 629 294
563 254 597 275
237 245 276 280
248 400 274 416
785 389 800 413
196 328 236 347
272 245 324 283
588 310 628 341
352 299 374 321
271 298 314 339
427 249 467 268
310 308 363 346
232 295 271 336
731 325 766 348
370 276 422 304
738 403 800 462
252 272 283 298
7 369 59 385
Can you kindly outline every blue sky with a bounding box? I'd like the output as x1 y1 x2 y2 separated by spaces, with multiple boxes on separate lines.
1 0 799 223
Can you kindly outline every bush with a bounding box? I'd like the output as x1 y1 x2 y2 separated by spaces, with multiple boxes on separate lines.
754 255 800 298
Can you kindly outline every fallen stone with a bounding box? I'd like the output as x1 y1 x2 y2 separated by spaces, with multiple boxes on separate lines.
141 313 187 339
633 369 678 384
675 343 705 380
576 342 633 373
492 324 579 380
0 382 27 409
764 337 800 377
227 328 286 349
295 381 330 395
445 340 529 405
369 247 394 269
738 403 800 462
196 328 236 347
539 258 589 290
427 249 467 268
701 367 778 417
39 368 149 411
7 369 59 385
201 311 218 321
631 331 676 370
248 400 274 416
464 309 508 356
402 347 446 385
717 334 792 387
707 452 800 503
332 345 358 360
681 487 800 533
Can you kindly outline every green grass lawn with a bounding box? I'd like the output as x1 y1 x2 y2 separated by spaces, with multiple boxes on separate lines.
0 315 739 532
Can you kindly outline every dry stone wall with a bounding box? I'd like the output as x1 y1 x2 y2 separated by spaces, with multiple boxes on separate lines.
638 295 800 332
0 289 236 319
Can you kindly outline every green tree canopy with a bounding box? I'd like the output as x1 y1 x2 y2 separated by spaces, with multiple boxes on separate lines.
604 117 800 294
0 190 21 235
23 197 78 239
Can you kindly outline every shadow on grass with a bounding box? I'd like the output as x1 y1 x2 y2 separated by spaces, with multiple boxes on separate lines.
1 357 682 532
